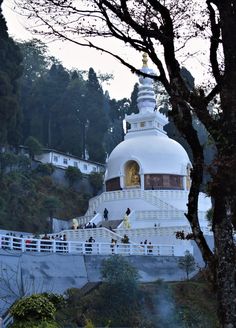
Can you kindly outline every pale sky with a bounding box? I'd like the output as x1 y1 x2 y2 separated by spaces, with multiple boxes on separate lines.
2 0 210 99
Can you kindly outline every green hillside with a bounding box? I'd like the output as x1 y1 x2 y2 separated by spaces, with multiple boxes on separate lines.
55 280 218 328
0 162 89 233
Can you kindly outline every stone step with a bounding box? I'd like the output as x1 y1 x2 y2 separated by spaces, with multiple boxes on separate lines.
97 219 123 230
79 282 101 296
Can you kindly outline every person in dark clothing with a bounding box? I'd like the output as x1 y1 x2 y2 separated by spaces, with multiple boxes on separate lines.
126 208 131 215
103 208 108 220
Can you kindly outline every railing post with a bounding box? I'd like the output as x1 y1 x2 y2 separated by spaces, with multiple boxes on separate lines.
96 243 100 255
9 237 13 250
171 246 175 256
52 240 56 253
82 242 85 255
129 244 132 255
68 241 71 253
37 239 41 252
144 244 148 255
21 239 26 252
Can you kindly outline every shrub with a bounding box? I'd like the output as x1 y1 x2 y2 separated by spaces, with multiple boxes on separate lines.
65 166 82 188
10 320 59 328
35 163 55 176
42 293 66 310
178 250 196 280
88 172 103 195
10 294 56 322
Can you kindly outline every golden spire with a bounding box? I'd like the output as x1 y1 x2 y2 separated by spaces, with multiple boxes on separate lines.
142 52 148 67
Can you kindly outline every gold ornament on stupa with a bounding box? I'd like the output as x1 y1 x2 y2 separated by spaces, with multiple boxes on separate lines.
142 52 148 67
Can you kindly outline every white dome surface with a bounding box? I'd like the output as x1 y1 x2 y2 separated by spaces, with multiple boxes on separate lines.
105 134 190 181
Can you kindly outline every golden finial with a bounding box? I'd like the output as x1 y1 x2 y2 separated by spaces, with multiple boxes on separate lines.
142 52 148 67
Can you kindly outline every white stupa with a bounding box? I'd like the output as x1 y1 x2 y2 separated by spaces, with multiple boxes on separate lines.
84 53 211 244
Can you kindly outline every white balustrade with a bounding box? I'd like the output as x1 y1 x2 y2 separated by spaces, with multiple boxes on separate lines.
82 189 188 224
0 234 188 256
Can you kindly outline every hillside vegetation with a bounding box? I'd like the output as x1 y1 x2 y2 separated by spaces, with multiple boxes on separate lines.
0 161 89 233
55 281 218 328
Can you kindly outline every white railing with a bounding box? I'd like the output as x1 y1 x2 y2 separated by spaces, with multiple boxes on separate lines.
84 189 186 219
135 209 184 220
61 227 125 243
0 234 181 256
115 226 192 239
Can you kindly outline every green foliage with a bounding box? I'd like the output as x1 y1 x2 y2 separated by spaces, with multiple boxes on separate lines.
35 163 55 176
0 152 18 174
59 257 141 327
0 3 23 146
88 172 103 195
83 319 95 328
85 68 108 163
206 208 213 222
58 281 219 328
42 195 61 221
178 250 196 280
10 294 56 322
126 83 139 115
10 320 59 328
101 255 139 285
65 166 82 188
171 281 219 328
17 154 31 172
42 293 66 310
16 38 143 161
0 166 88 232
25 136 42 159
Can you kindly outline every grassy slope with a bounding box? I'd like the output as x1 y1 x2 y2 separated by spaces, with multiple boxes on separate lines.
0 171 90 233
56 280 219 328
140 281 219 328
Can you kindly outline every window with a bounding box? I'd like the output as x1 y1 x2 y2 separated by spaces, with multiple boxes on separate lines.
53 156 58 162
92 167 96 172
144 174 183 190
83 164 87 170
74 161 78 168
140 122 145 127
63 158 68 165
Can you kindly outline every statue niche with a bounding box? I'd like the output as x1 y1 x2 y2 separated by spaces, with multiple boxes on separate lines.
125 161 140 188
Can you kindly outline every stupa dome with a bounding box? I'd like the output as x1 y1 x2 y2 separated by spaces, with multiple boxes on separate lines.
105 134 190 182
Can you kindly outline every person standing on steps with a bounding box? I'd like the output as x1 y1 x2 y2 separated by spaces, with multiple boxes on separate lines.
103 208 108 221
126 208 131 216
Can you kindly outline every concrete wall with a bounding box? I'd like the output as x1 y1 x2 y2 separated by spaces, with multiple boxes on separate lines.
0 249 187 316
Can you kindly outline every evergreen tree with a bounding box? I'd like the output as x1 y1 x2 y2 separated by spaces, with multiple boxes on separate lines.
178 250 196 280
28 64 70 147
18 39 57 142
0 0 23 147
85 68 108 163
52 71 86 156
65 166 82 188
126 83 139 115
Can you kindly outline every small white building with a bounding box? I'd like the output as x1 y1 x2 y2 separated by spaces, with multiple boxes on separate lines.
35 149 105 175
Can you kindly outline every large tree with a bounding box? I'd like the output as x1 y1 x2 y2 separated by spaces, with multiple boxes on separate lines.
18 0 236 326
18 39 57 142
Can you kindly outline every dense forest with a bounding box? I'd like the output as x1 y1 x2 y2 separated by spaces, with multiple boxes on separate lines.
16 39 140 164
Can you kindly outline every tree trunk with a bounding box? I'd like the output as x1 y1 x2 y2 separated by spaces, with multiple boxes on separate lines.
213 192 236 327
